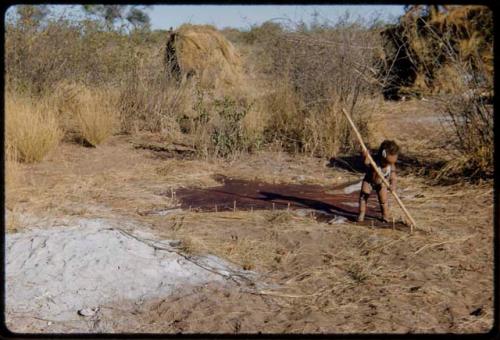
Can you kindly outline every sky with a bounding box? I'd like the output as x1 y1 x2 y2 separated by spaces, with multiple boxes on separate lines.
147 5 405 30
6 5 405 30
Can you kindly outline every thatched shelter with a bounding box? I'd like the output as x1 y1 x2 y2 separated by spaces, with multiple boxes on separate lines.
380 5 493 100
164 24 243 88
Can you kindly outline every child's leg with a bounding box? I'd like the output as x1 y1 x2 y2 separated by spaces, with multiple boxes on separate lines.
377 184 389 222
358 181 371 222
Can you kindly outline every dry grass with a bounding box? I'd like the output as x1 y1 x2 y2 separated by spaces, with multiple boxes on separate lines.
383 5 492 98
6 16 381 161
257 21 382 157
6 140 24 233
117 47 194 136
176 235 208 256
6 94 62 163
49 83 120 146
164 210 286 272
435 93 493 180
5 143 23 216
5 143 20 192
154 171 492 323
6 208 22 233
73 87 119 146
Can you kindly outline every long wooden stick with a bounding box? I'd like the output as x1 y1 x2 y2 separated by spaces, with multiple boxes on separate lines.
341 108 417 233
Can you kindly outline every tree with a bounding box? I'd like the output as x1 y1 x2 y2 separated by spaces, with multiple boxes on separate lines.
15 5 50 30
82 5 151 32
82 5 125 30
126 7 150 31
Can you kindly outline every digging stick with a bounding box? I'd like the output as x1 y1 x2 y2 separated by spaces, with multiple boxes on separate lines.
341 108 417 233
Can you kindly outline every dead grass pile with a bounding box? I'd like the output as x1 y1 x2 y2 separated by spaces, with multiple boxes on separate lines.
117 35 262 159
165 24 243 89
6 93 62 163
381 5 492 98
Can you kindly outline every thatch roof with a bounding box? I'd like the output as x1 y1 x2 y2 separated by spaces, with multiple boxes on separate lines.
165 24 243 88
380 5 492 99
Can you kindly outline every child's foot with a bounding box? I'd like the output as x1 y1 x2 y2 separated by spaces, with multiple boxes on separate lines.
381 215 390 223
357 214 365 222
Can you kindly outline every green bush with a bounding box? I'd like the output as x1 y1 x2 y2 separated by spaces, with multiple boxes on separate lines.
211 97 252 158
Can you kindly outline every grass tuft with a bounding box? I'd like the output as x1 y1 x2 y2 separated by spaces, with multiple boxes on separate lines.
6 94 62 163
73 87 119 146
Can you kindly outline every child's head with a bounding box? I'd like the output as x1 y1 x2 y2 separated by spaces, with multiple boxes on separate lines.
378 140 399 165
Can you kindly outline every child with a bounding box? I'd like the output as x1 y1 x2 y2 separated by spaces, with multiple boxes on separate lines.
357 140 399 223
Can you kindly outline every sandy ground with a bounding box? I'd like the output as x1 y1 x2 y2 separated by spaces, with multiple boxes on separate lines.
5 217 263 333
5 100 494 333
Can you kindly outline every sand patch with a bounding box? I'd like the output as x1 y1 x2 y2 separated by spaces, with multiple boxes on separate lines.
6 218 256 332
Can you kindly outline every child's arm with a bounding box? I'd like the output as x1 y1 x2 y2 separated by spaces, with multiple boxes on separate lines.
361 149 371 166
389 165 397 192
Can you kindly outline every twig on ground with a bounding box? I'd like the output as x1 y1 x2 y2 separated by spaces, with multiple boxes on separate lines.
413 234 475 256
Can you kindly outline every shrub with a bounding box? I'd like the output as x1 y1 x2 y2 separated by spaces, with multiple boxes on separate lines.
409 7 494 180
211 96 252 158
260 20 382 157
6 94 62 163
5 11 383 161
435 93 493 180
5 13 145 95
117 59 191 138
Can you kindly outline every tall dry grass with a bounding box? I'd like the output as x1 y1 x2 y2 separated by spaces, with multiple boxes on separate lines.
437 38 492 180
73 87 120 146
117 50 191 137
47 83 120 146
6 94 62 163
8 9 454 165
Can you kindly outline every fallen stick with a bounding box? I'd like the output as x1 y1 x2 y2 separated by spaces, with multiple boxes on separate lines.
341 108 418 233
413 234 474 255
247 289 322 299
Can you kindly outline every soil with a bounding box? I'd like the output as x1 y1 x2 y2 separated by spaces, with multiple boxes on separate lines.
5 100 494 334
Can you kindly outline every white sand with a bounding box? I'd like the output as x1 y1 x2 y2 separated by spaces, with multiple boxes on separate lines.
6 218 254 327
